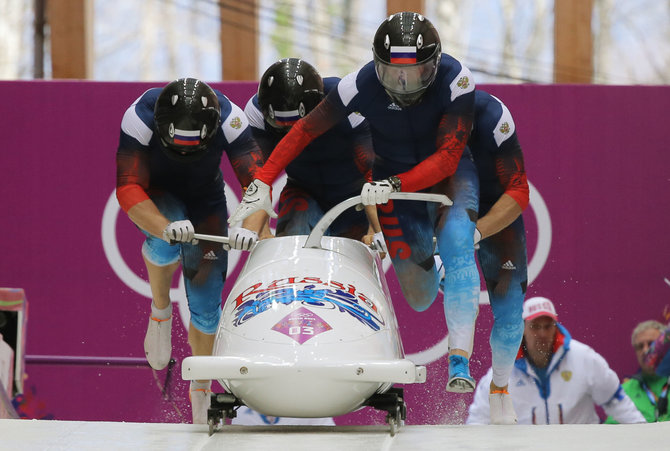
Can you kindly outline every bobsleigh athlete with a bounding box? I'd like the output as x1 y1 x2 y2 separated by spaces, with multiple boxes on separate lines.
228 12 482 400
115 78 269 423
244 57 384 251
457 89 530 424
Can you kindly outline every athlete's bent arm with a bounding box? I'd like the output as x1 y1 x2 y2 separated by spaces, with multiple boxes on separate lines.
116 148 172 239
476 138 529 239
476 194 523 240
228 136 272 236
396 112 473 193
228 95 349 224
125 198 170 239
255 93 350 185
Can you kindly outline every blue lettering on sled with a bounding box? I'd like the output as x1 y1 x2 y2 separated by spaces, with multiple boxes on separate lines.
233 284 384 331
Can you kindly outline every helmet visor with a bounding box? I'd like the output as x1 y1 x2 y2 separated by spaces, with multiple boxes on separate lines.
374 58 438 96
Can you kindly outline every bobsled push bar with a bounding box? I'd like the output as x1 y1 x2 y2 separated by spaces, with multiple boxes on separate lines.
193 193 451 250
303 193 452 249
193 233 229 245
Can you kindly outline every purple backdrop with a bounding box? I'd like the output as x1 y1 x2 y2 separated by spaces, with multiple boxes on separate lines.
1 81 668 424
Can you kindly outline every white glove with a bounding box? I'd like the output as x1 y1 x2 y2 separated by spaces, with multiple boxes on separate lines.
473 227 482 250
371 231 388 256
224 227 258 251
162 220 197 245
227 179 278 225
361 179 394 206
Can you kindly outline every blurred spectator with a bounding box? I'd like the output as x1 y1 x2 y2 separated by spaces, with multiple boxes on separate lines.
606 320 669 423
467 296 645 424
644 322 670 377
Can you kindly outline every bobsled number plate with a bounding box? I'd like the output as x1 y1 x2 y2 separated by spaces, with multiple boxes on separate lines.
270 306 332 344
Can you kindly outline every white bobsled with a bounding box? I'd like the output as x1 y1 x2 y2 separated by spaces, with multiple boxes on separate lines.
182 193 451 435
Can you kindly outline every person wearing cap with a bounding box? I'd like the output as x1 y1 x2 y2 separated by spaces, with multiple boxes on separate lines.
466 296 645 424
643 322 670 378
605 320 670 423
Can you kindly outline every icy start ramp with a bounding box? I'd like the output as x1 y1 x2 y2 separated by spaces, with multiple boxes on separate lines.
1 419 668 451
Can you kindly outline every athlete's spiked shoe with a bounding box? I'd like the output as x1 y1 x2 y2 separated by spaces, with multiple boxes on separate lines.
489 389 518 425
190 382 212 424
446 355 476 393
143 313 172 370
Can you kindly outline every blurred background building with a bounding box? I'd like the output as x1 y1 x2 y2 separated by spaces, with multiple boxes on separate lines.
1 0 668 84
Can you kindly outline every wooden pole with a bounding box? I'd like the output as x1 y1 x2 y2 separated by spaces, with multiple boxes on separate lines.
220 0 258 80
554 0 593 83
47 0 92 79
34 0 46 79
386 0 425 15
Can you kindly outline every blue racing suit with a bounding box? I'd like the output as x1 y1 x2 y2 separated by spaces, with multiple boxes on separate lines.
254 54 479 353
469 90 530 385
116 88 264 333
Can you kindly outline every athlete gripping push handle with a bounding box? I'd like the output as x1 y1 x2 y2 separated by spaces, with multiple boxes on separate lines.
244 57 384 248
229 12 484 402
115 78 269 423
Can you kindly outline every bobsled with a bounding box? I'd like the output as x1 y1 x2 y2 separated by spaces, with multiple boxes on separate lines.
182 193 452 435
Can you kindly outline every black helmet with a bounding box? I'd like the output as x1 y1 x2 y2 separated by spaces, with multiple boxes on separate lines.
258 58 324 132
372 12 442 107
154 78 221 162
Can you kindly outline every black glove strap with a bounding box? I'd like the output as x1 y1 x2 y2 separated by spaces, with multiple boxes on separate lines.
388 175 402 192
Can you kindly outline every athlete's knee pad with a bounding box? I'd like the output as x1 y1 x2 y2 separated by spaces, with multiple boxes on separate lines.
478 220 528 342
394 262 439 311
141 238 181 266
184 276 224 334
182 243 228 334
392 234 439 310
437 228 476 283
188 304 222 334
444 208 475 236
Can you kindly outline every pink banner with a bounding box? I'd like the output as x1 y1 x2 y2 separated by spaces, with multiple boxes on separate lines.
1 81 669 424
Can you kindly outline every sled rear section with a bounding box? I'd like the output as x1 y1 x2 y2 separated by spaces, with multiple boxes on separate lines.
183 194 451 434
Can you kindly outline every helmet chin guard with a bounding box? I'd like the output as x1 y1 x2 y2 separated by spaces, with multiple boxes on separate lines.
154 78 221 162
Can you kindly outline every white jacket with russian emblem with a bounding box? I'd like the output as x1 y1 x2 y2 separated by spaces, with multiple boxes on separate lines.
466 324 645 424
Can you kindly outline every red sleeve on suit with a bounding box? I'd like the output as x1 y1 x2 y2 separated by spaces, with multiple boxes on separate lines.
352 121 374 182
116 184 150 212
397 113 472 193
256 97 346 185
229 144 266 191
496 143 530 210
116 149 150 212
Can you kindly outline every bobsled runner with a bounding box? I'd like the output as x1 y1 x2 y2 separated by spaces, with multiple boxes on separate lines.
183 193 452 435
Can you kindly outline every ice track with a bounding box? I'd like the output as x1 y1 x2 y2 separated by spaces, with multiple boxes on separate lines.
1 419 668 450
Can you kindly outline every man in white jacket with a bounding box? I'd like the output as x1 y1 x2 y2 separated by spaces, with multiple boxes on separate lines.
466 296 645 424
